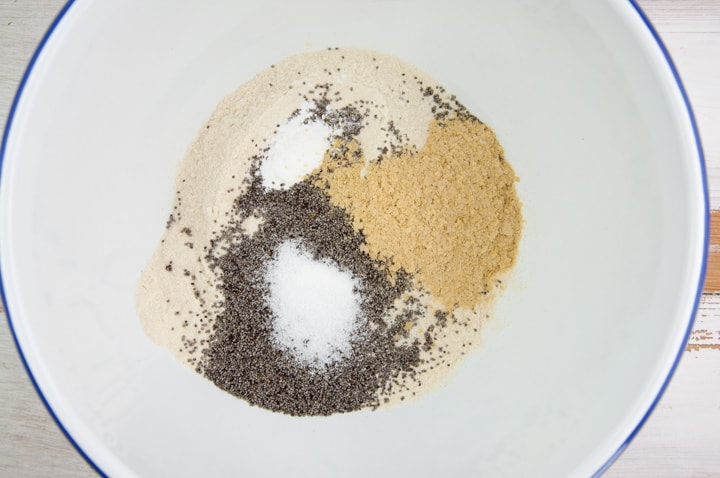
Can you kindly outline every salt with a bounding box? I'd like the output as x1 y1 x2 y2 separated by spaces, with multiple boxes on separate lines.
265 240 361 367
260 103 332 190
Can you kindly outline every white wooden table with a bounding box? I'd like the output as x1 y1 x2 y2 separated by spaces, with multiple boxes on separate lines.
1 1 718 476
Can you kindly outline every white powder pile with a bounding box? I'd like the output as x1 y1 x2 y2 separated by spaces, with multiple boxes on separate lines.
260 103 332 190
265 240 362 367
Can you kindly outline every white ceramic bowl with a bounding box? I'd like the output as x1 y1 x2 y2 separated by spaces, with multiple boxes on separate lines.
0 1 708 476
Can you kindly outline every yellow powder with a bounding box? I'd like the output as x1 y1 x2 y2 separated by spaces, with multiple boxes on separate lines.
316 117 521 309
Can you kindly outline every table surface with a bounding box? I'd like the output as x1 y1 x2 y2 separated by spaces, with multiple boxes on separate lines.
1 1 719 476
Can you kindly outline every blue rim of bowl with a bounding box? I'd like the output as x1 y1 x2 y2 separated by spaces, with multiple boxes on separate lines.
592 1 710 474
0 1 107 476
0 1 709 476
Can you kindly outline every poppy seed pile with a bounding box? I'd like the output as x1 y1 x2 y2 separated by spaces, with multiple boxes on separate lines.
136 47 522 416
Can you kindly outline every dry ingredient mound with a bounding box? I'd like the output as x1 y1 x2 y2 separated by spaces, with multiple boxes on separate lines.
135 47 522 416
316 117 521 309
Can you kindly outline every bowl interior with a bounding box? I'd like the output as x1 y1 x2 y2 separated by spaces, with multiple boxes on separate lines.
0 0 705 476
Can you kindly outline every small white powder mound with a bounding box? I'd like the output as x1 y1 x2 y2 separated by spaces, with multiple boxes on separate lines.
265 240 361 367
260 103 332 190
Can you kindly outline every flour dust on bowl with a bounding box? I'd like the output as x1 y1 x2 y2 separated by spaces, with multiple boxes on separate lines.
0 1 707 477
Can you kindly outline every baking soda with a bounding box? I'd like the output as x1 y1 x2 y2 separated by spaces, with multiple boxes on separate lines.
265 240 361 367
260 103 332 190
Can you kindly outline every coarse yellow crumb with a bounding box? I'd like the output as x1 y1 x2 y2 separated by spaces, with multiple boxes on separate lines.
316 117 522 309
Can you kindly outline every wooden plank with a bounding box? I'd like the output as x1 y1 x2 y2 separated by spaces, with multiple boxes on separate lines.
706 209 720 292
687 293 720 351
636 0 720 33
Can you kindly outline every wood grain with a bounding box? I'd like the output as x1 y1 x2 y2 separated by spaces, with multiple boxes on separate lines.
706 209 720 292
636 0 720 33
